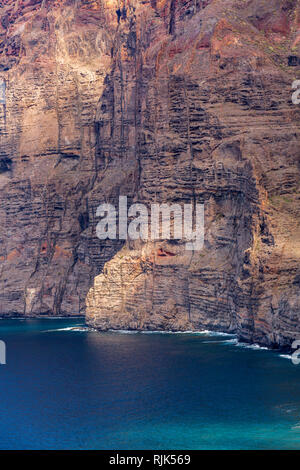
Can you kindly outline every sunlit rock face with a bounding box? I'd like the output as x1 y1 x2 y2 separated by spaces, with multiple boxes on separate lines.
0 0 127 316
0 0 300 348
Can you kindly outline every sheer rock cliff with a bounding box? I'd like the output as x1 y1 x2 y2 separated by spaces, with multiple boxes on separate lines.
0 0 300 348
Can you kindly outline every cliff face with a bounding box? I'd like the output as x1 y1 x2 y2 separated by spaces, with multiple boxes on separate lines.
1 0 300 348
0 0 128 316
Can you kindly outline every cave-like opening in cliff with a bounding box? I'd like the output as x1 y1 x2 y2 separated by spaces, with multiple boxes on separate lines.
288 56 300 67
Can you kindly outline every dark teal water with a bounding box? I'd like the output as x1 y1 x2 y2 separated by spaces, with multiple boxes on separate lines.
0 318 300 450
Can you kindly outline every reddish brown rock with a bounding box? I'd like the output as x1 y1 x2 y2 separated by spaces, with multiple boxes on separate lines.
0 0 300 349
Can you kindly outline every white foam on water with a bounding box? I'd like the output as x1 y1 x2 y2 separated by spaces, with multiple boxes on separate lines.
206 337 294 359
141 330 201 335
222 339 239 345
204 339 271 349
235 342 269 351
43 326 88 333
203 337 272 351
193 330 233 336
108 330 139 334
38 325 294 363
140 330 236 336
141 331 171 334
201 338 237 344
279 354 293 360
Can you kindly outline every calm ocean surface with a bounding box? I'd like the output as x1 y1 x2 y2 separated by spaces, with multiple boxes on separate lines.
0 318 300 450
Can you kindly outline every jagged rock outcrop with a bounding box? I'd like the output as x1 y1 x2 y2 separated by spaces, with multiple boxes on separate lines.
0 0 300 349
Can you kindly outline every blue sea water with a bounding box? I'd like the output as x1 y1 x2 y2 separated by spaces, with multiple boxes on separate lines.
0 318 300 450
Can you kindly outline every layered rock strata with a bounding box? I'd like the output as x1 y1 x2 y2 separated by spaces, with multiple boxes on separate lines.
0 0 300 348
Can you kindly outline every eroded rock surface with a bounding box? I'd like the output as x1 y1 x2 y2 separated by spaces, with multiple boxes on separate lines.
0 0 300 348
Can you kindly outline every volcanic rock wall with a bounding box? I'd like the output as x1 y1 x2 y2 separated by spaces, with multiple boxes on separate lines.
0 0 131 315
0 0 300 348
